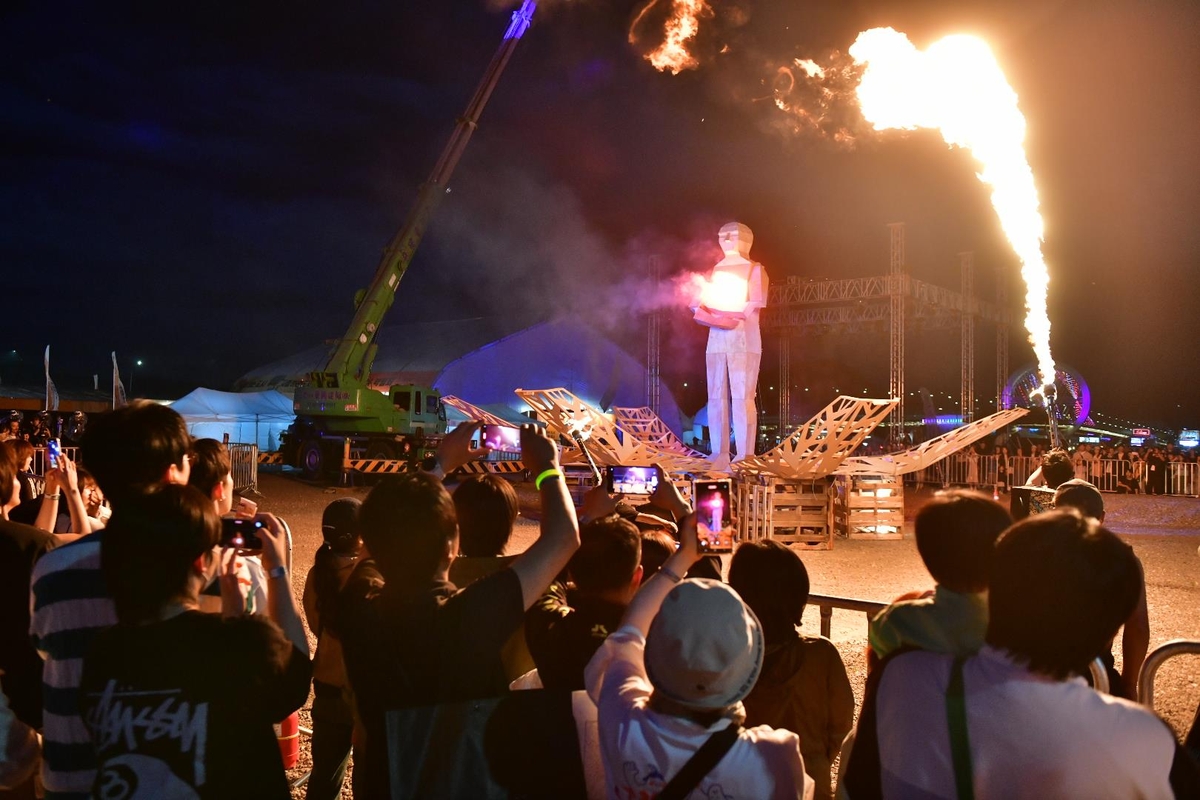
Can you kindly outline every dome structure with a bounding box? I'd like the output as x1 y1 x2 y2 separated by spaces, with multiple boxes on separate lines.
1002 364 1091 426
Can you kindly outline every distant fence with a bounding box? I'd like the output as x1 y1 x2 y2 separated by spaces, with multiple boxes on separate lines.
909 454 1198 497
228 443 259 495
911 454 1038 491
26 443 267 496
29 446 82 476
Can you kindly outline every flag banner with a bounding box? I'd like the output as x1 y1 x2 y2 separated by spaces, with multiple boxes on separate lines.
44 346 60 410
112 351 127 408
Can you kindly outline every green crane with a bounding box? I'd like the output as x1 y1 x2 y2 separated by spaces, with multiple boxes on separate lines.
286 1 537 477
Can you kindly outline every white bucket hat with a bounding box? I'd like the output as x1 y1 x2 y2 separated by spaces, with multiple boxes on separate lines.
644 578 764 710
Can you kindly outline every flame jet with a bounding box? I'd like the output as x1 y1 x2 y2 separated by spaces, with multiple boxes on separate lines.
849 27 1057 393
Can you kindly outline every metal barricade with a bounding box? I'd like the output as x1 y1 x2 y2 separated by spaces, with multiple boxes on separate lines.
30 446 81 475
808 591 1110 694
227 443 260 495
1090 458 1122 493
808 593 887 639
1087 659 1110 695
1007 455 1038 488
1138 639 1200 710
1168 463 1198 497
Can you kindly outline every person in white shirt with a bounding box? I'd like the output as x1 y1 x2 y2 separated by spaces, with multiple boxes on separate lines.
585 471 812 799
841 510 1199 799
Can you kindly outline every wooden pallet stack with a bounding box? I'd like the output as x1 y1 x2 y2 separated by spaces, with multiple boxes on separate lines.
834 474 904 540
736 474 834 550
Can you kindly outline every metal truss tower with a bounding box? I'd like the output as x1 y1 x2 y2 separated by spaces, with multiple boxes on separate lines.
646 255 662 414
779 336 791 436
889 223 906 449
996 268 1009 409
766 223 1017 452
960 252 976 423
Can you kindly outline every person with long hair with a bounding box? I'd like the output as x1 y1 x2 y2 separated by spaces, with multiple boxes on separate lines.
729 540 853 800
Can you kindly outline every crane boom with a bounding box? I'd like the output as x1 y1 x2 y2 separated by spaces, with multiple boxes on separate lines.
313 0 537 387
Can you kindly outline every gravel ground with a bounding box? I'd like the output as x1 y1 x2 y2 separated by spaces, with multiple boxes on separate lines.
254 472 1200 798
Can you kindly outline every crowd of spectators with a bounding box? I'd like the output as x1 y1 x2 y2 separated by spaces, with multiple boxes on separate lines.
921 438 1200 496
0 411 88 448
2 405 1198 799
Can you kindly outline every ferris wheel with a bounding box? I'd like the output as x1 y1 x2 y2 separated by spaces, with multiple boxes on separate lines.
1002 365 1091 426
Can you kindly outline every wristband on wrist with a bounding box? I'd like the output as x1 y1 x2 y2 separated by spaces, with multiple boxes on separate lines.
534 468 562 490
44 492 61 500
659 564 684 584
267 565 287 580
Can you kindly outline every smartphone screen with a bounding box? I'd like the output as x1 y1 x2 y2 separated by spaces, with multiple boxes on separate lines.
480 425 521 453
220 517 265 553
47 439 62 469
607 466 659 495
693 480 733 552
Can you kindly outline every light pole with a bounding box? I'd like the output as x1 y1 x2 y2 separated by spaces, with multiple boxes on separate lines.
129 359 143 397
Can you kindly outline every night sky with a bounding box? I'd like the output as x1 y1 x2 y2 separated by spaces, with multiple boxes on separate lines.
2 0 1198 428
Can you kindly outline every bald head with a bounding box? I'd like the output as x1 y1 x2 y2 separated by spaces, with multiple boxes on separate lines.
718 221 753 258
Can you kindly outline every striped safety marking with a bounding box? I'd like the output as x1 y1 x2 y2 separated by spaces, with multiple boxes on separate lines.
258 451 286 465
348 459 416 475
456 460 526 475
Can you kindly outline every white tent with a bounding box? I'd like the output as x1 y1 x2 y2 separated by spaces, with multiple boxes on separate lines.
170 388 294 451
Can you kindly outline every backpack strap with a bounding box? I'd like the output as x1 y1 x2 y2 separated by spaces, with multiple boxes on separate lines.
946 656 975 800
657 723 742 800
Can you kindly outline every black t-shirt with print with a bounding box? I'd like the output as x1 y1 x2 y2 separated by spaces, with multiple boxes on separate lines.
335 561 524 799
80 611 311 799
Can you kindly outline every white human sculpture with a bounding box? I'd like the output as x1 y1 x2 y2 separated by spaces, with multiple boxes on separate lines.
693 221 769 470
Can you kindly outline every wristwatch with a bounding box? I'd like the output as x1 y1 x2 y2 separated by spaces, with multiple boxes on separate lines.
267 565 287 580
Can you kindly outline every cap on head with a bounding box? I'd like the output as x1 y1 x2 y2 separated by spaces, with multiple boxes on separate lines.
718 221 754 258
322 497 362 553
644 578 763 709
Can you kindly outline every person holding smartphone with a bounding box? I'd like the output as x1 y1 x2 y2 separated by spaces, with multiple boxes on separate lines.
336 422 580 798
188 438 268 616
79 486 311 798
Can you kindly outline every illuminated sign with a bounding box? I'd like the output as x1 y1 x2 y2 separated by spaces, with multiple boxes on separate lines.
922 415 964 426
1132 428 1151 437
1180 429 1199 448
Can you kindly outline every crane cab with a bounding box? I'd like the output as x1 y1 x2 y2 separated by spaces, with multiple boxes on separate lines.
389 384 446 435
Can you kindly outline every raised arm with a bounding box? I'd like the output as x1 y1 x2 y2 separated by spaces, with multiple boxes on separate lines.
35 455 90 540
57 454 91 537
258 513 311 658
622 472 698 636
1122 557 1150 698
510 424 580 609
431 419 489 478
622 511 701 636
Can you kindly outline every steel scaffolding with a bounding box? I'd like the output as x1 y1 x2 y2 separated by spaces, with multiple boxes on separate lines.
996 269 1009 409
645 255 662 414
889 224 906 449
766 224 1015 450
960 251 976 424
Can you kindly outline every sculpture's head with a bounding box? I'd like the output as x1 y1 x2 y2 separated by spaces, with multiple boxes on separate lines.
718 222 753 259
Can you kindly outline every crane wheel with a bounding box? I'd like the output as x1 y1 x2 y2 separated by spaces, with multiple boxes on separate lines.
300 441 325 480
366 442 395 461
